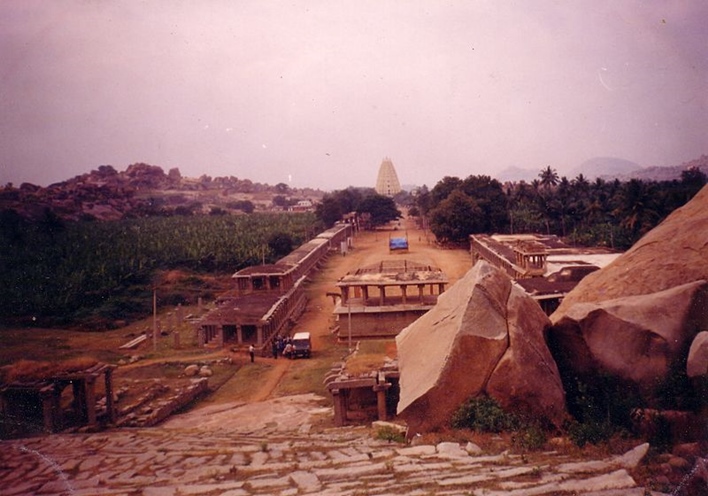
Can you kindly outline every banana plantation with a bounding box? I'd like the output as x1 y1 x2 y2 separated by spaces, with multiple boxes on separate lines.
0 212 318 327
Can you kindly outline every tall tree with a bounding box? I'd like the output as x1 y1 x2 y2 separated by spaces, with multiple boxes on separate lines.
428 190 483 244
539 166 559 190
356 194 401 228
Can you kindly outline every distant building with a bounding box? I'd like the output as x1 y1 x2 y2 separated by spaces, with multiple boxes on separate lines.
333 259 448 340
375 157 402 196
470 234 620 314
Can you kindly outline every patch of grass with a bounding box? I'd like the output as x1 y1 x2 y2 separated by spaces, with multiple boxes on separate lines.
345 340 396 375
375 425 406 444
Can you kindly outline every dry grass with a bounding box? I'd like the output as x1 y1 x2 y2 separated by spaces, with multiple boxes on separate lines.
345 340 396 376
0 357 98 383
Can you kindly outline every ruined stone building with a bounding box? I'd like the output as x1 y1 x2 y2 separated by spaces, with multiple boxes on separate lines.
0 362 116 435
470 234 620 314
198 223 353 348
374 157 402 196
333 259 448 340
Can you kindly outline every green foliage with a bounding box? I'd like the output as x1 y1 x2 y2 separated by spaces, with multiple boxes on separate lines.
429 190 482 244
0 213 316 325
564 418 615 448
375 425 406 444
356 194 401 227
451 397 521 433
452 397 550 452
420 168 704 248
561 375 637 447
512 424 548 452
267 231 294 258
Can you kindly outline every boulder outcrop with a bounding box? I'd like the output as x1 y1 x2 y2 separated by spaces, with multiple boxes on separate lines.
396 261 566 435
549 185 708 423
550 280 707 393
687 331 708 379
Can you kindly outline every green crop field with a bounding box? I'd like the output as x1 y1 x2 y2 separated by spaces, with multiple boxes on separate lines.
0 212 318 328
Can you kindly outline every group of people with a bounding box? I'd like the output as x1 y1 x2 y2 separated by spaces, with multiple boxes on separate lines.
271 335 296 359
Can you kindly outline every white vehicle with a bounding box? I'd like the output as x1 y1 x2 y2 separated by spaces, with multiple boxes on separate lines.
291 332 312 358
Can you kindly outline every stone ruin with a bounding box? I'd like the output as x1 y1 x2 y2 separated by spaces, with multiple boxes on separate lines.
395 184 708 448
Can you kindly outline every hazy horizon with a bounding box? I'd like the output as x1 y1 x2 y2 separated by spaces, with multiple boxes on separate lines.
1 1 707 191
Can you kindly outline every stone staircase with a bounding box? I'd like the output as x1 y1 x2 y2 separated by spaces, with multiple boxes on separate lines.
0 423 676 496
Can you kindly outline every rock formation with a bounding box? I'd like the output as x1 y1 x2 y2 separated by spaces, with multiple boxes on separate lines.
549 184 708 421
396 261 566 435
550 280 707 392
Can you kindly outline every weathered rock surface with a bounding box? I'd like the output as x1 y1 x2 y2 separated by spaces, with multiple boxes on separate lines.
550 280 708 389
396 261 566 435
687 331 708 378
552 184 708 314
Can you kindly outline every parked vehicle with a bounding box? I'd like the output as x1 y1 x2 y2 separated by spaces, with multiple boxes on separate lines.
291 332 312 358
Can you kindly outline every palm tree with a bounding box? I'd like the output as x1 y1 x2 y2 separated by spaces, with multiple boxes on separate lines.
539 166 559 190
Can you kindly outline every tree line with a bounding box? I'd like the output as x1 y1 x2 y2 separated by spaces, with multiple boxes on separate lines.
412 166 706 249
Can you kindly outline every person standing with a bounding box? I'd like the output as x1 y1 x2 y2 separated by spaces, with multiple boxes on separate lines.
271 340 278 359
249 344 255 363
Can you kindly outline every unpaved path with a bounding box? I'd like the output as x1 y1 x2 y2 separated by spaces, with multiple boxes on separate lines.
166 216 472 429
247 216 471 403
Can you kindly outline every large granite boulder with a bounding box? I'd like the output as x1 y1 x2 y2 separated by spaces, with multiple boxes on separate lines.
549 185 708 414
550 280 708 392
687 331 708 379
396 261 566 435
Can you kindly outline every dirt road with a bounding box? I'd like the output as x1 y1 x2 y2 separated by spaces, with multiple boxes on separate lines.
164 217 472 429
251 216 471 402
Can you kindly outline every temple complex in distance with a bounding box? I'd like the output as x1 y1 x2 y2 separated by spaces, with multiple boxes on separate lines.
375 157 402 196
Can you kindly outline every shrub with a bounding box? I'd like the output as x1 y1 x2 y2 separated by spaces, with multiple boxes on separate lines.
375 425 406 444
451 396 521 433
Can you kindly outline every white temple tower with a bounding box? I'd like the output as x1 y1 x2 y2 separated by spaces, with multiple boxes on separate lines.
375 157 402 196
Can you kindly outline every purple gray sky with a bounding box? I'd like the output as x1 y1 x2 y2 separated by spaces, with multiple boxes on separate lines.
1 1 707 191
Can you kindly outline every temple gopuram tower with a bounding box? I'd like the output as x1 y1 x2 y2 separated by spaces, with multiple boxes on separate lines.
375 157 402 196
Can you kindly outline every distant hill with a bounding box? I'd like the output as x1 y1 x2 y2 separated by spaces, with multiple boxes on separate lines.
495 155 708 183
495 166 540 183
623 155 708 182
570 157 642 180
0 163 324 222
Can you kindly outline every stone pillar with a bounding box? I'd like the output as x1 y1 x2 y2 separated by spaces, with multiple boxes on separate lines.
379 286 385 306
105 368 116 424
374 383 391 422
257 325 264 346
73 380 86 419
237 325 243 344
331 389 347 427
85 376 97 427
41 390 54 433
198 327 206 347
216 325 224 347
52 384 63 429
400 285 407 304
417 284 424 303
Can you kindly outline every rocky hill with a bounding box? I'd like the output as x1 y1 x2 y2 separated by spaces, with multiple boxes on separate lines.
0 163 324 221
495 154 708 183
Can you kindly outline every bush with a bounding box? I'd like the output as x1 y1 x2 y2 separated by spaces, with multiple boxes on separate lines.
375 425 406 444
451 397 521 433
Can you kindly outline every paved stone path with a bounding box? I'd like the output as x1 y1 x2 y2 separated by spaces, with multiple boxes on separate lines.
1 420 670 496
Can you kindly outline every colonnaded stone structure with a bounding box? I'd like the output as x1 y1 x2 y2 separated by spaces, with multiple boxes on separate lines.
396 261 566 436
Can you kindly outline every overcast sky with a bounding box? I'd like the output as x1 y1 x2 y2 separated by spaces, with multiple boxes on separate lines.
1 1 706 191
